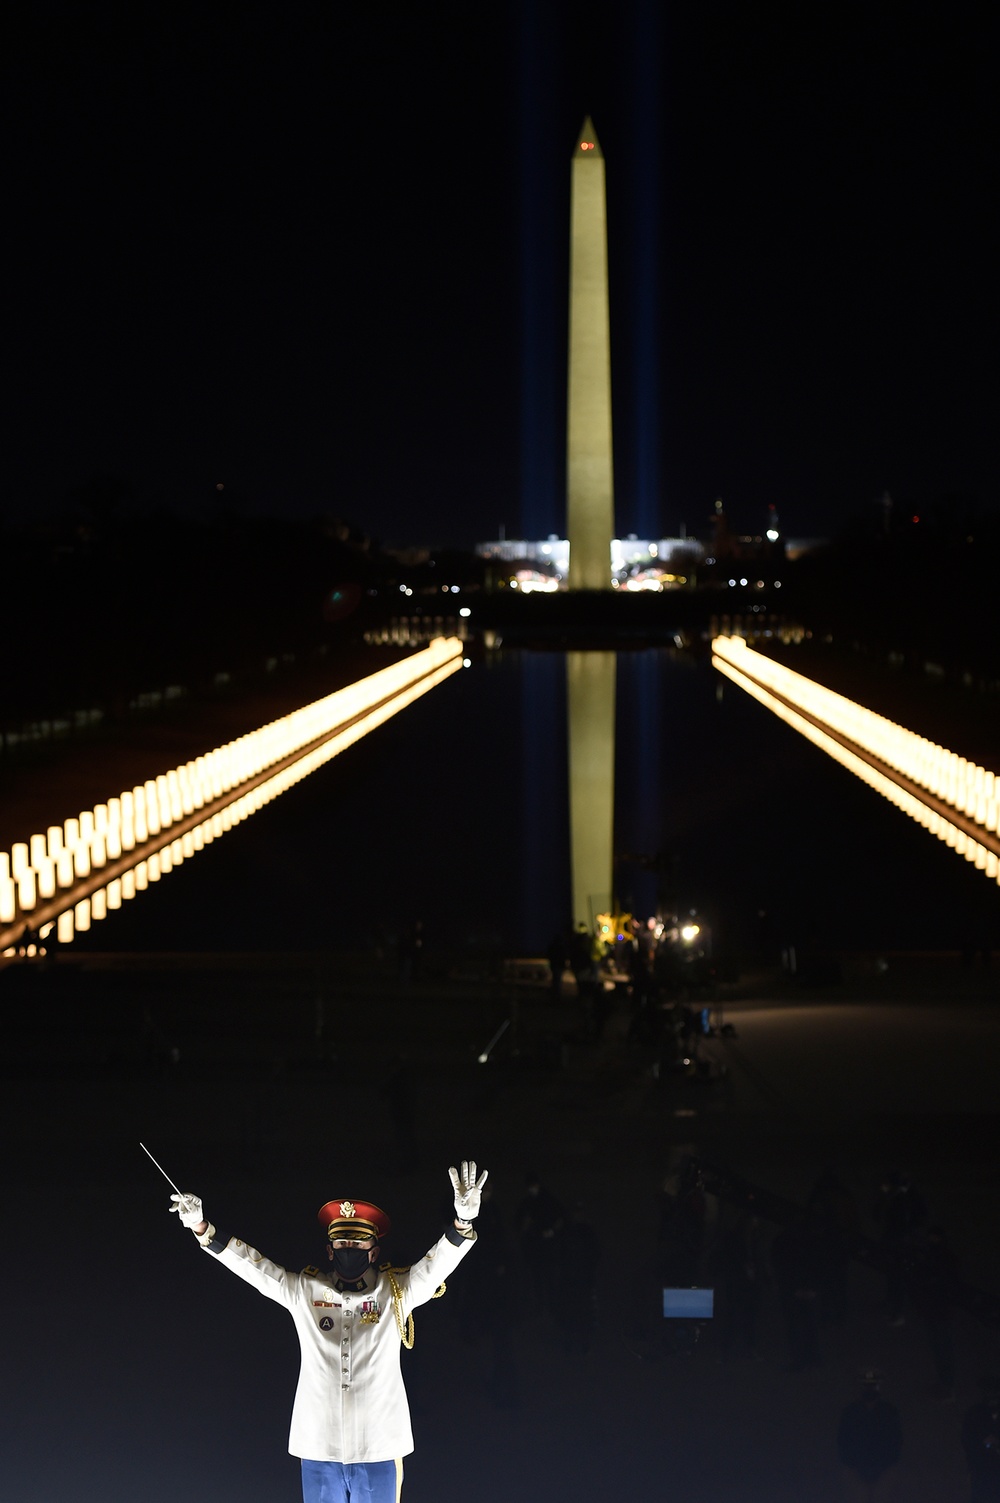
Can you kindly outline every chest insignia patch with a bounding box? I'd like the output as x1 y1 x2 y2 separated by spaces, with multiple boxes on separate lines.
319 1316 335 1332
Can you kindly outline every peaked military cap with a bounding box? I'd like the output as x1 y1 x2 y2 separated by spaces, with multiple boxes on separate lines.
317 1198 391 1242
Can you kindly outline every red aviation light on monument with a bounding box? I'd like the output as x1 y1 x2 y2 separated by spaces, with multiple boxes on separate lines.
575 116 602 158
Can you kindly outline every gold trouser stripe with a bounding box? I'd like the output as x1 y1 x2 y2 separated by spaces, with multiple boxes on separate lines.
395 1458 403 1502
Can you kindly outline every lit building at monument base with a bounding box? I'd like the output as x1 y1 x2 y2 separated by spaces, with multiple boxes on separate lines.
475 535 704 591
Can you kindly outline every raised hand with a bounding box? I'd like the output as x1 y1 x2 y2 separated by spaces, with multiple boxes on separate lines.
448 1161 489 1222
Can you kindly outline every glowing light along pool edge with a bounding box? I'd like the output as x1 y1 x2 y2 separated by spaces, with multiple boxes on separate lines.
0 640 464 952
711 639 999 886
713 636 998 831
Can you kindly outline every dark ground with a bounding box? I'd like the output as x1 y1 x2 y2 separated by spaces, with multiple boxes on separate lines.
1 949 998 1502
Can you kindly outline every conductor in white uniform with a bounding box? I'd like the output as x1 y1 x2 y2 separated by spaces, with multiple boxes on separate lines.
170 1160 488 1503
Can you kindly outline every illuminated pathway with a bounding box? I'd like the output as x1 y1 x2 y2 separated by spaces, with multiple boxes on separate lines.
712 635 1000 885
0 638 465 954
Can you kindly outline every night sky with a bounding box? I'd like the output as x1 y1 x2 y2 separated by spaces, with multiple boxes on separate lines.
6 1 996 548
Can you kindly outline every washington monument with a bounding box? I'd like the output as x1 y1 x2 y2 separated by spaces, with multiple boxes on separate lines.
566 116 615 590
566 118 616 928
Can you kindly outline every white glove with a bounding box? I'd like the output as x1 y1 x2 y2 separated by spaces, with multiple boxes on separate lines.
448 1160 489 1223
169 1192 205 1228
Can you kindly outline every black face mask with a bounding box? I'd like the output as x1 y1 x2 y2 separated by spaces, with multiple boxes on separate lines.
331 1247 372 1282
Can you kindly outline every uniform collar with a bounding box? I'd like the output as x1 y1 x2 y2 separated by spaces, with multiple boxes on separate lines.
332 1267 377 1295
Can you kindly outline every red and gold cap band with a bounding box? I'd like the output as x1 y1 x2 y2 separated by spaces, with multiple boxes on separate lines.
317 1198 391 1242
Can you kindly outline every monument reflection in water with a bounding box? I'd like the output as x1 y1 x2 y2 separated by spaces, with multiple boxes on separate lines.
567 651 616 928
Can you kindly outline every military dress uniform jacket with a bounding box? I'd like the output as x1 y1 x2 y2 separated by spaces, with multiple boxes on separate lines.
200 1224 474 1463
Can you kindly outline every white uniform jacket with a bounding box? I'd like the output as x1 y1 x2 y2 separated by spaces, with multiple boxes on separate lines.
201 1224 475 1463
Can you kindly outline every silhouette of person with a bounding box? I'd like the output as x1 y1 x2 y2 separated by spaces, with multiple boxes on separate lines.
555 1202 599 1357
381 1054 420 1172
908 1224 960 1400
546 932 569 998
658 1158 708 1288
874 1169 926 1325
397 919 425 984
569 923 592 987
771 1212 823 1371
808 1167 860 1325
962 1375 1000 1501
454 1181 519 1409
836 1368 902 1501
517 1171 565 1314
718 1201 766 1358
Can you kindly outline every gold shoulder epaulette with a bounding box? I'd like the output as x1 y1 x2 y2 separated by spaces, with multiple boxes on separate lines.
302 1264 320 1276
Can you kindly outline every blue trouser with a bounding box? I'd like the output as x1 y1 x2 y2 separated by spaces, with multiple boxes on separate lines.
301 1459 401 1503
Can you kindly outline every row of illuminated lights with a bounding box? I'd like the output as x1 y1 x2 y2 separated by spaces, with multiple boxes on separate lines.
17 812 252 950
0 638 465 941
611 574 689 592
712 638 999 883
712 637 998 835
397 585 470 598
7 738 356 948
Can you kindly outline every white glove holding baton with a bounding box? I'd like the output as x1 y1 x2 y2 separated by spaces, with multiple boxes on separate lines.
448 1160 488 1223
169 1192 206 1229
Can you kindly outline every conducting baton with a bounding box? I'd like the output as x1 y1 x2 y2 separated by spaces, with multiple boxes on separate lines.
139 1141 189 1202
